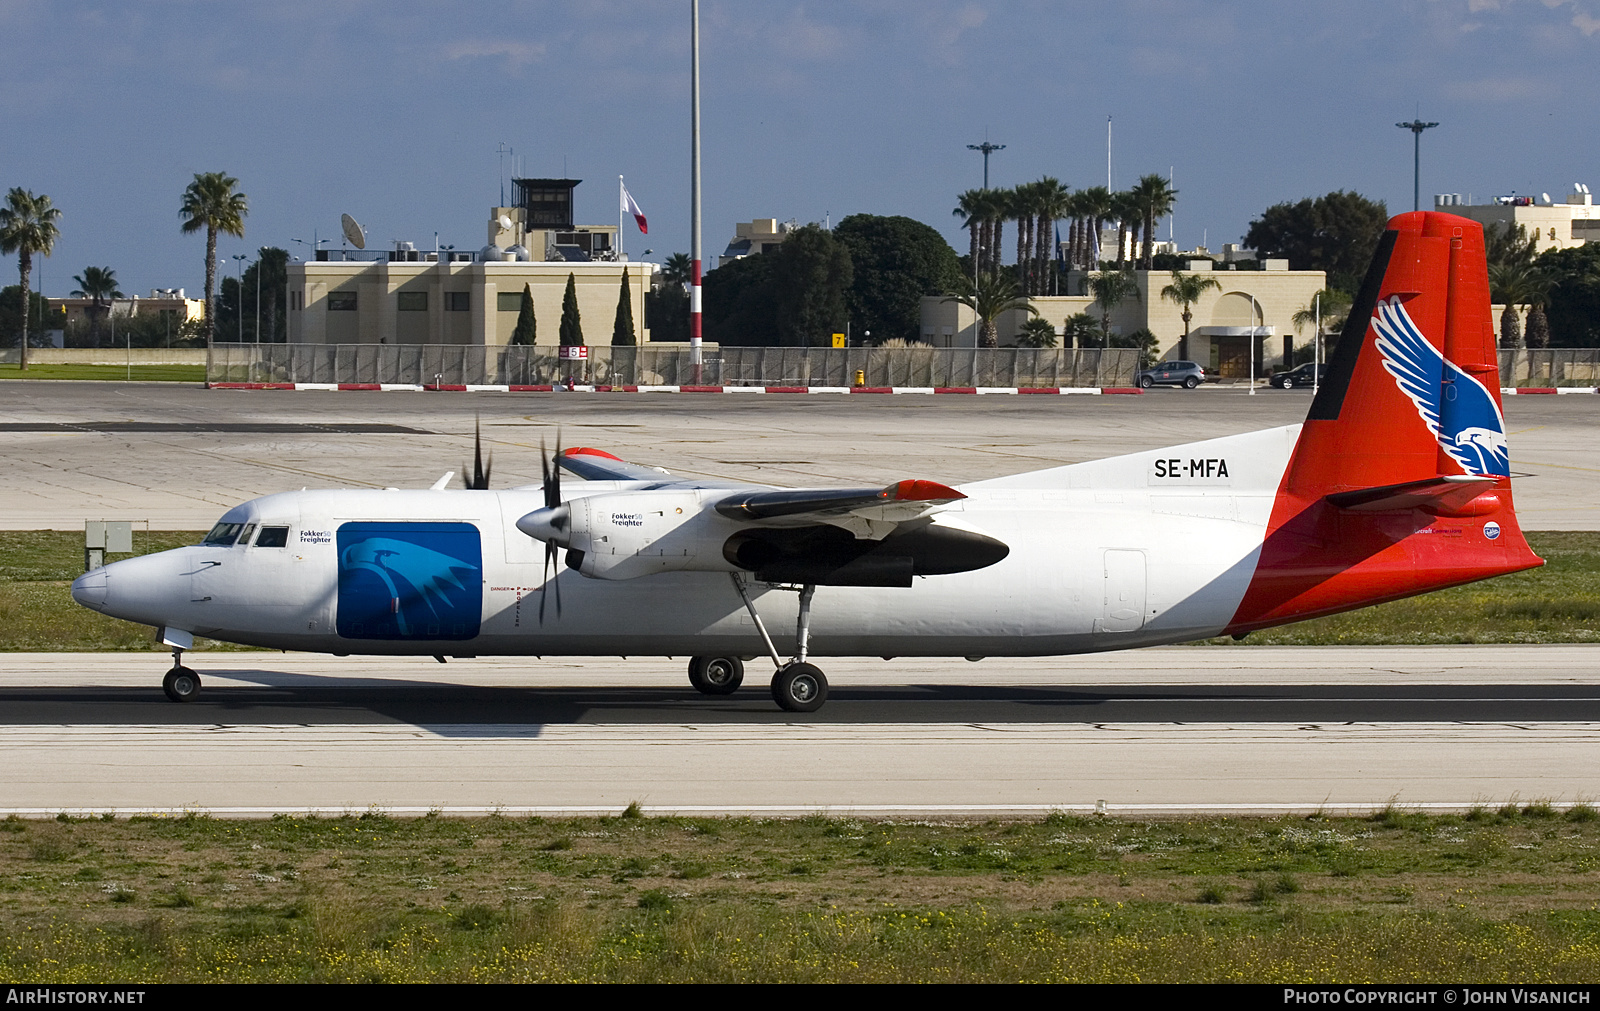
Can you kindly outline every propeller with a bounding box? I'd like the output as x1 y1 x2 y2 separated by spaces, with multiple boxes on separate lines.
463 415 492 490
537 431 566 621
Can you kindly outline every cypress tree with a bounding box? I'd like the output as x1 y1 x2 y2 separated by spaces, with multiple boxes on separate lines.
510 283 536 345
611 271 635 346
559 272 584 346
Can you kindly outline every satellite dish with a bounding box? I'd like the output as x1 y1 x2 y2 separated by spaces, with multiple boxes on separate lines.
341 213 367 250
1542 193 1552 205
498 214 513 231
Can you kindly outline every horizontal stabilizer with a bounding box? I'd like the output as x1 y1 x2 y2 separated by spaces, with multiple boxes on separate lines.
1324 475 1497 514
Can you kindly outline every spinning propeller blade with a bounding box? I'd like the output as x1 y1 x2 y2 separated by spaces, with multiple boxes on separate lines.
463 415 492 490
538 431 563 622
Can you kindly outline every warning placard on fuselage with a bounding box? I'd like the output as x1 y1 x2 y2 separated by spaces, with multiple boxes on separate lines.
1149 457 1232 486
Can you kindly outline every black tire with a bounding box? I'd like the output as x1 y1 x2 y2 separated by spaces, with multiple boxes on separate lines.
1139 376 1153 389
163 666 201 703
688 655 744 695
1183 376 1199 389
771 662 828 713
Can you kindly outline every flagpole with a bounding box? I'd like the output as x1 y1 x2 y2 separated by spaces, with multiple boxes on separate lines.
690 0 703 384
619 175 625 259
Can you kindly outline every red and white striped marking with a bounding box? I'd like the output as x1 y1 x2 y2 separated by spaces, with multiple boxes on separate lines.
207 383 1146 395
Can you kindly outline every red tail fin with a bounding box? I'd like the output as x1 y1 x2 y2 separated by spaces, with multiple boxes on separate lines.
1227 211 1541 634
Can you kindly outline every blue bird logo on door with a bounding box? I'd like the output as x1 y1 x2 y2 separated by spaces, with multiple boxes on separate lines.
336 522 481 640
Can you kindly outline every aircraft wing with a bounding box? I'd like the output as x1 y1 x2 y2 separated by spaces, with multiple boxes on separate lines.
556 446 677 482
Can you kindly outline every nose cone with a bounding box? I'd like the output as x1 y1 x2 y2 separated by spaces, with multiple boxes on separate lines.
71 568 109 610
516 505 570 545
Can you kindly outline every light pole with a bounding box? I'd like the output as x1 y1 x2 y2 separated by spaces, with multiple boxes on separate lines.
1396 119 1439 213
232 254 249 342
967 139 1005 189
1248 294 1261 396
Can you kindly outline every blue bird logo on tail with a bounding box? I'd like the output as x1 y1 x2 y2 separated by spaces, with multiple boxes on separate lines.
1372 297 1509 477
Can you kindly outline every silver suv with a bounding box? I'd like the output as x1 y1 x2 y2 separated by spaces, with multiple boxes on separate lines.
1136 360 1207 389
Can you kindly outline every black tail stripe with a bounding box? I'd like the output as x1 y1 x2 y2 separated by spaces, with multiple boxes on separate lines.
1307 229 1399 422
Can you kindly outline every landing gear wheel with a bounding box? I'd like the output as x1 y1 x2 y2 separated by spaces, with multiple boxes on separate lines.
1139 375 1154 388
688 655 744 695
163 666 201 703
1183 376 1199 389
771 662 828 713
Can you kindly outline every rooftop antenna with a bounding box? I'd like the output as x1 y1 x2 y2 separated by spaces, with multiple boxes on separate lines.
341 213 367 250
496 142 510 205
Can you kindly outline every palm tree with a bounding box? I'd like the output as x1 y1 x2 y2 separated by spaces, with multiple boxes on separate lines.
179 172 248 347
71 266 124 348
941 270 1034 348
0 188 62 371
1060 312 1101 351
1075 186 1113 271
952 189 986 278
1109 190 1139 270
1130 174 1178 269
1033 178 1071 295
1160 270 1221 361
1089 269 1140 348
1489 261 1554 349
1015 317 1058 348
1009 184 1035 293
662 252 693 291
1291 288 1353 359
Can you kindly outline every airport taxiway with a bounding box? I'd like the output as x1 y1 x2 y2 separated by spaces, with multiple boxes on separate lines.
2 647 1597 817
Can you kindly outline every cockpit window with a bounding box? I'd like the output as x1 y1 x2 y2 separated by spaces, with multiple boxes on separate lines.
202 522 246 546
256 526 290 548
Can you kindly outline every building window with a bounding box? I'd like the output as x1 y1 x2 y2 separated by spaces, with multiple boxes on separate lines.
398 292 427 312
445 292 470 312
497 292 523 312
327 291 357 311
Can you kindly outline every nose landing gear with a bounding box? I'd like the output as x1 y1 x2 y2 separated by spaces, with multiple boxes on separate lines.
162 648 201 703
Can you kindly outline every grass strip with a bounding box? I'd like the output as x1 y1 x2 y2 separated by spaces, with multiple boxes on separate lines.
1 808 1598 982
0 363 205 383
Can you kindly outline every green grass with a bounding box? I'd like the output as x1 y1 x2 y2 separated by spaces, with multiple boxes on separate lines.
1 531 1595 652
0 363 205 382
0 531 259 652
1 811 1598 982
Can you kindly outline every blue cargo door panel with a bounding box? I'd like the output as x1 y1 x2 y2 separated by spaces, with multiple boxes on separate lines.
336 522 482 640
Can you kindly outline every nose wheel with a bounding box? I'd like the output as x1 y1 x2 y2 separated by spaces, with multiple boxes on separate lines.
161 646 201 703
163 665 201 703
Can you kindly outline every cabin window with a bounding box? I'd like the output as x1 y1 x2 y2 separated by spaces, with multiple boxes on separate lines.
256 526 290 548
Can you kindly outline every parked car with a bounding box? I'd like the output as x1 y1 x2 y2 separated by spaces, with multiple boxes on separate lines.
1136 360 1207 389
1269 363 1323 389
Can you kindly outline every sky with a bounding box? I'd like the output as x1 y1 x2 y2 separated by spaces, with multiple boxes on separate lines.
2 0 1597 298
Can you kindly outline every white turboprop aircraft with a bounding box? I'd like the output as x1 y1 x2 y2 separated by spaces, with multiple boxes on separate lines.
72 211 1542 712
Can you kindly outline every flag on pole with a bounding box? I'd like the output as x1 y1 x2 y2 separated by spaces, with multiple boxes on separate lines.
621 184 648 234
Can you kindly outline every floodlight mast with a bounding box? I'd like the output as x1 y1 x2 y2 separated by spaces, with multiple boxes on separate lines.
690 0 703 384
966 140 1005 189
1397 119 1439 213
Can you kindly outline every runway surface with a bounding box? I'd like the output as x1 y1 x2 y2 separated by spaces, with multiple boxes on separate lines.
3 647 1597 817
2 381 1596 529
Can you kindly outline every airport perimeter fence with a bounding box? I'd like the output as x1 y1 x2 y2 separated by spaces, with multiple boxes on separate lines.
205 343 1143 389
1498 349 1600 387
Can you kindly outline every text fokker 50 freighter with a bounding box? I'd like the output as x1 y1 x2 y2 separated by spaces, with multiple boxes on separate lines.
73 211 1542 712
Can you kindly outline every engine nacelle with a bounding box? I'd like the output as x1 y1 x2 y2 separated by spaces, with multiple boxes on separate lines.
557 489 741 580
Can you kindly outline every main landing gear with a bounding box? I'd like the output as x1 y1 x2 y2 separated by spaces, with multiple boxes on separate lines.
162 647 201 703
726 573 829 713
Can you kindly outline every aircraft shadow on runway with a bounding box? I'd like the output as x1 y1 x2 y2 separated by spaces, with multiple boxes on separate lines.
4 669 1599 734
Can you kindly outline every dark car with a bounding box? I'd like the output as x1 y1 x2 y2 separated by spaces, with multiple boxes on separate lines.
1269 363 1323 389
1136 360 1207 389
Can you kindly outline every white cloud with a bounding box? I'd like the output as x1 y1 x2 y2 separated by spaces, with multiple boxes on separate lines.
440 39 547 67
